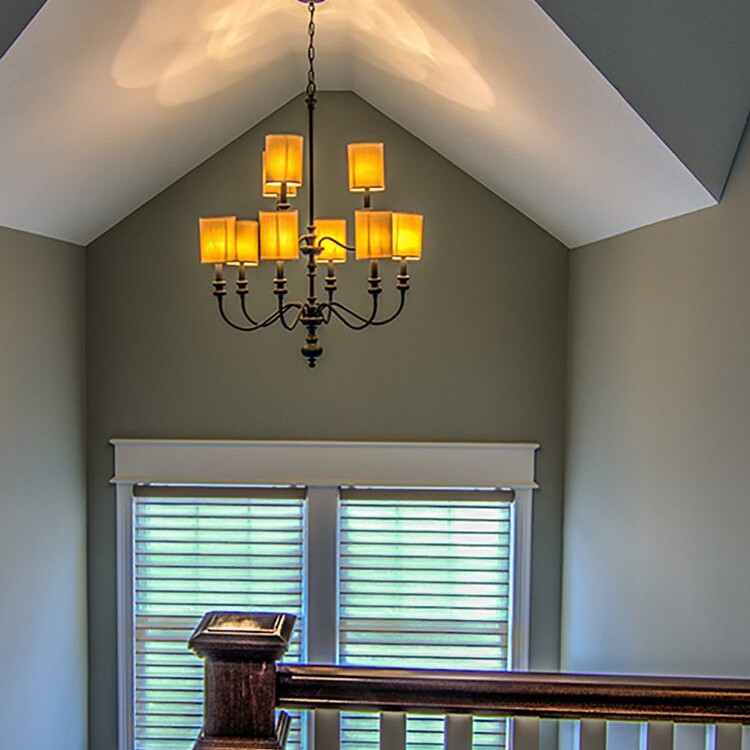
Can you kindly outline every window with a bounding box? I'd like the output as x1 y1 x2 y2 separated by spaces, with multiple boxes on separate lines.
114 440 536 750
131 488 307 750
337 491 512 750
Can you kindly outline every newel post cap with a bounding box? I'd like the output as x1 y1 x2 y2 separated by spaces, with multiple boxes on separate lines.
189 611 297 662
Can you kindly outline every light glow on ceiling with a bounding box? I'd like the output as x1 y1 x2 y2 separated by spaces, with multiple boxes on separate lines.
112 0 299 105
112 0 494 110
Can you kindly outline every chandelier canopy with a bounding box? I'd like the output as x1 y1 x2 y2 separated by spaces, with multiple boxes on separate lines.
198 0 424 368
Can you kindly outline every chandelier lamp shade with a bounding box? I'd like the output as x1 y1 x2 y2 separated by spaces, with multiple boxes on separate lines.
197 0 424 368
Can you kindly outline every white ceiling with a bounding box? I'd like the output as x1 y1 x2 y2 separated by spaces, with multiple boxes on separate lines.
0 0 716 247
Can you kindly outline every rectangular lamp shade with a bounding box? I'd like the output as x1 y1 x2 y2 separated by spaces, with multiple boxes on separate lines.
260 210 300 261
265 134 304 187
355 210 392 260
347 143 385 192
315 219 348 263
230 220 259 266
262 152 297 199
392 213 423 260
199 216 236 264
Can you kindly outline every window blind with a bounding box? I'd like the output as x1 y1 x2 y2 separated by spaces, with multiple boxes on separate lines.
132 487 306 750
338 492 512 750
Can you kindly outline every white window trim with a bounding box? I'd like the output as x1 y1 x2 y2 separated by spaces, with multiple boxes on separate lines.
112 439 539 750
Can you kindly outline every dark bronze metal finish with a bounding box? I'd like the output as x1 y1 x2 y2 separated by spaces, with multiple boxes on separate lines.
276 664 750 725
211 0 412 368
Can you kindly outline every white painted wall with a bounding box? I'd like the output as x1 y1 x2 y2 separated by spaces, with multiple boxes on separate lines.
0 227 87 749
563 125 750 678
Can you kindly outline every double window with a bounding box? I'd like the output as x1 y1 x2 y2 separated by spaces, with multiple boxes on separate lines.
114 441 537 750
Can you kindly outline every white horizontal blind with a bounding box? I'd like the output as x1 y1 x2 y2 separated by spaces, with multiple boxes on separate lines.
338 493 512 750
132 487 306 750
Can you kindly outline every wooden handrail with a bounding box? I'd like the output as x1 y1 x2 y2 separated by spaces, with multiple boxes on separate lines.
188 612 750 749
277 664 750 724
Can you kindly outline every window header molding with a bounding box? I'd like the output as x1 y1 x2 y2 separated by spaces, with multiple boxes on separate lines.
111 439 538 490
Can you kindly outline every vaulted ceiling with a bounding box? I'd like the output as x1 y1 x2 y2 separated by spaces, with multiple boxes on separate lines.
1 0 749 248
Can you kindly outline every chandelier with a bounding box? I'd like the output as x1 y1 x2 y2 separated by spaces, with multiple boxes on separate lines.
198 0 424 368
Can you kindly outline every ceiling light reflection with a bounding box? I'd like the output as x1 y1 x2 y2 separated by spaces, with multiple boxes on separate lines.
113 0 298 105
314 0 495 111
112 0 494 111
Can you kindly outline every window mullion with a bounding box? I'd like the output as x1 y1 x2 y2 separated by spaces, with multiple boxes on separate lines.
509 488 532 671
306 485 340 750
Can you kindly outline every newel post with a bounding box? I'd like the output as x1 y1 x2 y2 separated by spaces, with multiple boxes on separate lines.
189 612 297 750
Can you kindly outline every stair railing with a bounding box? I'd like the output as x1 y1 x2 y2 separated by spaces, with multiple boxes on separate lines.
188 612 750 750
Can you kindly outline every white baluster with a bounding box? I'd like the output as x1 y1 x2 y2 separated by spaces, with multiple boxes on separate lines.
575 720 606 750
445 714 472 750
380 712 406 750
511 717 540 750
706 724 742 750
639 722 674 750
606 721 641 750
313 708 339 750
674 724 707 750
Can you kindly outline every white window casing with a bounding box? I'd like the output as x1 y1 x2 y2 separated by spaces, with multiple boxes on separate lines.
112 439 539 750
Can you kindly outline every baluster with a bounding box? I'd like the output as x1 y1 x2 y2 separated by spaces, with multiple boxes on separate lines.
705 724 742 750
511 717 540 750
381 712 406 750
640 722 674 750
675 724 707 750
445 714 472 750
606 721 641 750
575 720 606 750
314 709 340 750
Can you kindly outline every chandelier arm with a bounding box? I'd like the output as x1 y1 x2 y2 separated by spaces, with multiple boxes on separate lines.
217 296 301 332
277 290 294 331
369 288 408 326
278 298 305 331
318 236 355 252
238 292 259 325
325 287 407 330
325 303 376 331
324 295 380 330
278 310 295 331
234 268 259 324
327 298 376 324
274 302 305 329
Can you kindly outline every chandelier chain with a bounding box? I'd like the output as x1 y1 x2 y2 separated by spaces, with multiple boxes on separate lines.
306 1 317 103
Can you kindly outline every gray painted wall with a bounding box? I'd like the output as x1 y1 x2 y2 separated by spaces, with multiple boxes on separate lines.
563 124 750 677
0 227 87 749
86 91 568 749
